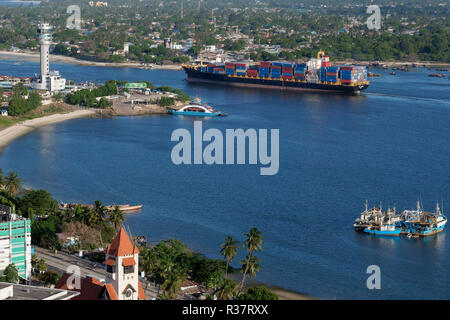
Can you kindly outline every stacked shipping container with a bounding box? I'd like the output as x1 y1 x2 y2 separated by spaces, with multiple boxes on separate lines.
339 66 367 83
200 61 366 84
225 62 236 75
270 62 282 79
235 63 247 76
325 66 340 83
294 63 307 81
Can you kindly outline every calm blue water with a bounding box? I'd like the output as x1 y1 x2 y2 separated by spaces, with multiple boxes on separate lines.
0 56 449 299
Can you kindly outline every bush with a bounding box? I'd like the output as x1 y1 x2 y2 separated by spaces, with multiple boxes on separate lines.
173 89 191 102
66 80 118 107
8 92 41 116
157 86 173 92
157 97 175 107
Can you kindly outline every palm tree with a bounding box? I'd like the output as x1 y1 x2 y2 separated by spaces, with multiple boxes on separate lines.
108 205 126 230
91 200 107 225
238 227 263 295
241 255 261 281
220 235 239 278
161 268 183 300
216 278 237 300
4 172 22 196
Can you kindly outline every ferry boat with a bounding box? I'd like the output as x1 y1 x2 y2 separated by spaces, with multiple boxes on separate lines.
354 201 447 238
169 98 226 117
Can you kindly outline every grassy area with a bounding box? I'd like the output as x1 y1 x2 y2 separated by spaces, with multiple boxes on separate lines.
0 117 21 129
0 103 73 130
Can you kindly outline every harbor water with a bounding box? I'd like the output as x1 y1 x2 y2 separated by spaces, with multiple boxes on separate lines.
0 57 449 299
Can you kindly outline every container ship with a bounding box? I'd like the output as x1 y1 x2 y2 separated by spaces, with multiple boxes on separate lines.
354 201 447 238
183 50 370 94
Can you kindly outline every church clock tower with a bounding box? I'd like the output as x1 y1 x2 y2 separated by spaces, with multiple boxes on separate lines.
104 228 145 300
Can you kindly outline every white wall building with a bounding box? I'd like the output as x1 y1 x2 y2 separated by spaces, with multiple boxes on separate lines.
0 206 32 282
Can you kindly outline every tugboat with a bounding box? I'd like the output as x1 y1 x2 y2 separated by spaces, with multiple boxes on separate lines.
169 98 226 117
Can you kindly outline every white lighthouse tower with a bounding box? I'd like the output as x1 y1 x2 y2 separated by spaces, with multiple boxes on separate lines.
33 23 66 92
38 23 51 87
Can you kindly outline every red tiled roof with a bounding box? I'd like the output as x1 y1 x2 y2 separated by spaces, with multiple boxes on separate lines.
122 257 136 267
105 283 119 300
138 280 146 300
105 257 116 266
106 228 139 257
55 273 105 300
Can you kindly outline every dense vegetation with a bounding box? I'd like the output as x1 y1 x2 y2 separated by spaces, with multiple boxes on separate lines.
5 84 42 116
65 80 119 107
0 0 448 62
0 168 277 299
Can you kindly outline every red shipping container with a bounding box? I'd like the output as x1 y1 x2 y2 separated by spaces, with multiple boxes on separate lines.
225 62 236 67
207 64 217 67
246 70 258 77
270 66 282 70
340 66 356 71
260 62 272 68
282 75 293 80
340 79 353 83
326 72 339 76
236 63 247 67
282 67 294 73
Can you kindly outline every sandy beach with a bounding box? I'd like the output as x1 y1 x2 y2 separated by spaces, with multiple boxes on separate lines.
0 50 183 70
0 109 95 150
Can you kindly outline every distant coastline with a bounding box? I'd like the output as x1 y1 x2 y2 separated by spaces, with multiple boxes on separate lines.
0 50 183 70
1 50 449 71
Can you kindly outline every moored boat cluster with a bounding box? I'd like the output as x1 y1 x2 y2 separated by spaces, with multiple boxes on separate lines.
354 201 447 238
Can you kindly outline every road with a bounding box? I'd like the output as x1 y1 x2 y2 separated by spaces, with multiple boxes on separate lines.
34 247 170 300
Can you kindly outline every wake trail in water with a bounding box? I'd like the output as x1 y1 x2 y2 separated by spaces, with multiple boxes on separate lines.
364 92 450 105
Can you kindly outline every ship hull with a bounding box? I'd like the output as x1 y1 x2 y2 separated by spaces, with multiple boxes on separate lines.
364 228 402 236
183 67 369 94
169 110 222 117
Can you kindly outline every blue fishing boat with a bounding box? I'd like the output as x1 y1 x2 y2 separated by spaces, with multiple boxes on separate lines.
169 98 226 117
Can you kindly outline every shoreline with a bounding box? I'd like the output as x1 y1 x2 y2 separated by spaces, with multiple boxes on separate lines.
1 50 449 70
0 109 96 151
0 50 183 70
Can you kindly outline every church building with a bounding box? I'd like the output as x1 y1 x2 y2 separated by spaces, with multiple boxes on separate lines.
56 228 146 300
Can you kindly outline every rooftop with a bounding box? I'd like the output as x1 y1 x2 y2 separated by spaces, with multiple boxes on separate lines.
0 282 79 300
